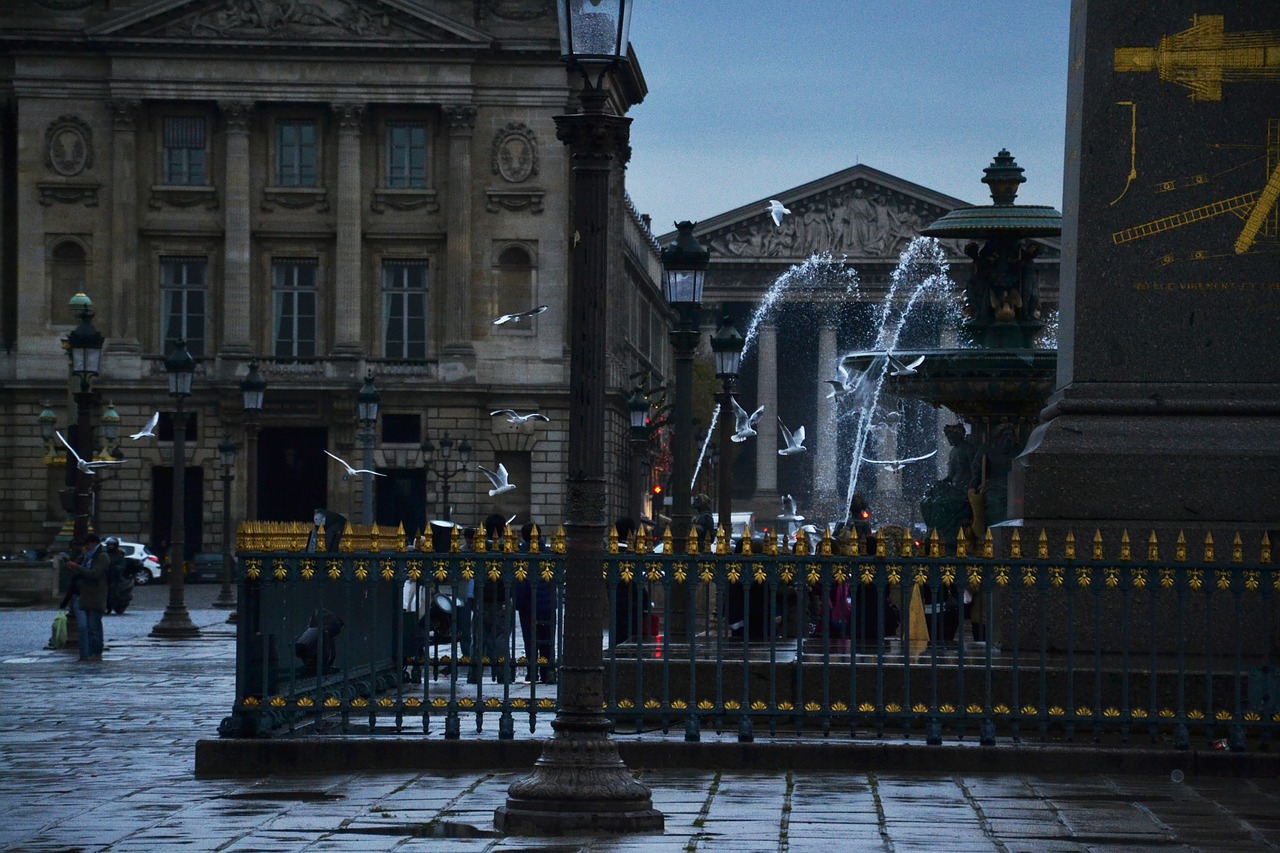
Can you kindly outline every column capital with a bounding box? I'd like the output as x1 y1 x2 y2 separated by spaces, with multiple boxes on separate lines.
219 101 253 133
554 111 631 167
443 104 477 135
109 99 140 132
333 103 365 134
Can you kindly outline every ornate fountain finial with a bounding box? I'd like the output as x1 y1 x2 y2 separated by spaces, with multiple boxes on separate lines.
982 149 1026 206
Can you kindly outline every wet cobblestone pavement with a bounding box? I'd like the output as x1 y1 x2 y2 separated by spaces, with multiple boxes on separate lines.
2 589 1278 851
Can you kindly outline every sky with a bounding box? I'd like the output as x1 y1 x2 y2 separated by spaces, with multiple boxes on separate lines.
624 1 1071 237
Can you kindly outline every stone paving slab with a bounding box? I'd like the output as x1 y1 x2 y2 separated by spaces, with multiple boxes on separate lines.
3 601 1280 851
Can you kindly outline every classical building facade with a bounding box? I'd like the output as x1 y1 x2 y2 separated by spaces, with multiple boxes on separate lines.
0 0 669 558
668 163 1061 527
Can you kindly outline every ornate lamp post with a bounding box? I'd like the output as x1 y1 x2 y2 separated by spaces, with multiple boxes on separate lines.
90 401 122 531
239 361 266 521
710 317 745 541
66 297 105 546
496 0 661 834
421 433 472 523
627 386 651 522
38 404 58 464
661 221 709 551
151 339 200 639
356 372 380 525
213 438 237 609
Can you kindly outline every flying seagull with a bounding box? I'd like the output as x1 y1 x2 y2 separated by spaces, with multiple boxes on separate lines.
489 409 551 425
779 493 804 521
324 449 385 478
492 305 548 325
888 354 925 376
826 356 883 401
730 397 765 442
129 411 160 441
860 449 938 473
766 199 791 227
478 463 517 497
56 430 125 475
777 419 807 456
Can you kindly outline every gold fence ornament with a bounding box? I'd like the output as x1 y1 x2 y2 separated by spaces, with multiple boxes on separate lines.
662 526 673 555
900 535 913 558
369 523 381 553
472 527 486 553
715 526 729 555
1203 532 1214 564
1092 530 1104 561
1176 530 1187 562
450 524 462 553
764 531 778 556
342 523 359 552
982 528 994 559
552 526 567 554
1008 529 1021 559
741 526 754 556
795 527 809 556
1232 532 1243 564
503 525 517 554
1064 530 1076 560
395 522 407 553
819 527 833 556
607 525 619 554
1120 530 1131 562
1262 532 1272 564
1148 531 1159 562
1038 529 1049 559
956 529 968 559
636 525 650 554
875 534 887 558
685 527 700 556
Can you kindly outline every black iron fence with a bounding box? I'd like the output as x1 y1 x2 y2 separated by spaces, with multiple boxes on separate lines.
221 522 1278 753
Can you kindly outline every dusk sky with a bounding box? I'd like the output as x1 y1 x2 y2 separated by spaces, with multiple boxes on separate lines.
624 1 1071 237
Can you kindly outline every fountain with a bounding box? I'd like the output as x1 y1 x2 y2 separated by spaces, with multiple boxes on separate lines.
842 151 1061 545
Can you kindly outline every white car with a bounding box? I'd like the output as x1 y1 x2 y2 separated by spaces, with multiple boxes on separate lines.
115 541 162 584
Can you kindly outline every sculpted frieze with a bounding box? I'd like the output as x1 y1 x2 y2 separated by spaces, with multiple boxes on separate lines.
171 0 393 38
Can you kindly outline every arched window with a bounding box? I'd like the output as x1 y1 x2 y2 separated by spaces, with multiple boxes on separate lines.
493 244 535 325
49 241 86 322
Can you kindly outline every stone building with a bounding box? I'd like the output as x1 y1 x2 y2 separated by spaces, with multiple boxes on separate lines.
670 163 1061 527
0 0 669 558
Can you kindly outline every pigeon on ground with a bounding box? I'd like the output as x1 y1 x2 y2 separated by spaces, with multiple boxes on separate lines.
492 305 549 325
129 411 160 440
766 199 791 227
888 355 925 376
777 419 807 456
478 463 517 497
324 449 385 478
57 431 125 475
489 409 551 425
730 398 764 442
860 449 938 473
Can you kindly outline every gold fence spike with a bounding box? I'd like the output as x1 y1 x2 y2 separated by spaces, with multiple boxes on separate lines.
1175 530 1187 563
341 522 357 552
505 524 517 554
450 524 462 553
956 529 967 559
795 527 809 556
1203 531 1214 563
1009 529 1022 559
717 526 730 555
395 522 407 553
369 523 381 553
764 529 778 555
1064 530 1076 560
982 528 994 559
661 525 673 555
472 527 486 553
741 526 754 556
607 525 619 554
1092 530 1104 561
1232 532 1243 564
530 523 540 549
685 527 700 556
1120 530 1131 562
636 525 649 554
819 527 833 556
847 530 861 557
1262 532 1272 565
900 535 913 558
928 529 941 558
552 526 566 554
1034 529 1047 559
1148 531 1159 562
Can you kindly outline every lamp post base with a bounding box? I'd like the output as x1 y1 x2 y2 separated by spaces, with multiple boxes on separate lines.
494 716 663 835
211 591 236 609
150 606 201 638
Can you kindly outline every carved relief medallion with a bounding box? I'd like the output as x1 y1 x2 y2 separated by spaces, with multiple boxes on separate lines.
45 115 93 177
492 123 538 183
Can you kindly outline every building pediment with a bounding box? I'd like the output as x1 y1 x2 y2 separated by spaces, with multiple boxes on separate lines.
88 0 494 47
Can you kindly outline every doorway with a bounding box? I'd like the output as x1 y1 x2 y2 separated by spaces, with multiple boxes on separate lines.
151 465 204 562
256 427 328 522
376 469 426 544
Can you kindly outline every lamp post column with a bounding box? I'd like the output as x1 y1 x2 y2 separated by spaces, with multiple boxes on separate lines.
213 439 237 609
717 378 735 538
72 384 94 545
153 341 199 638
245 415 260 520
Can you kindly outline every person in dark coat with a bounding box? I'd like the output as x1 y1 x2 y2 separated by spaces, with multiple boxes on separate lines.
610 517 651 646
103 537 132 615
65 532 109 661
469 514 513 683
513 523 557 683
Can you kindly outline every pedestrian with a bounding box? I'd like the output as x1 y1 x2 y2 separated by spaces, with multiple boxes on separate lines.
514 523 556 683
65 532 109 661
103 536 132 615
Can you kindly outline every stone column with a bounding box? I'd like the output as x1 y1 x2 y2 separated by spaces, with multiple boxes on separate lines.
752 322 778 506
442 104 477 363
813 320 839 512
220 102 252 355
332 104 364 356
108 99 140 351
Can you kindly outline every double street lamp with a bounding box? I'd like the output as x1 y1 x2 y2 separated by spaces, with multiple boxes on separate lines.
710 317 745 542
212 438 238 610
151 339 200 639
356 372 380 525
421 433 472 523
496 0 662 835
66 296 105 546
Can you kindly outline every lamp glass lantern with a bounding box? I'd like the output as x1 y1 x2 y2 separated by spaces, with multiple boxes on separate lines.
240 361 266 413
100 402 121 443
356 372 380 426
164 340 195 398
38 404 57 442
67 308 105 380
710 316 746 379
628 388 649 433
660 221 709 307
556 0 631 68
218 438 238 471
438 434 454 460
458 438 473 465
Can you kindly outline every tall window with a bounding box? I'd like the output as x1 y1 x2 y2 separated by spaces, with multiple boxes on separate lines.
162 116 206 185
385 122 426 188
272 258 317 358
493 245 534 323
160 256 207 357
382 260 428 359
276 120 317 187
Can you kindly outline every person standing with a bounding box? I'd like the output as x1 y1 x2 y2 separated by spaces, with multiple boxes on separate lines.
65 532 109 661
103 537 132 615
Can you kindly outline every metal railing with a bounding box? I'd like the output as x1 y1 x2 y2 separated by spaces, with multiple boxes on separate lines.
220 522 1278 753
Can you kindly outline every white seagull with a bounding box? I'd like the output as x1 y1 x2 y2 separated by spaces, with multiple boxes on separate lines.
56 431 125 475
324 449 385 478
492 305 549 325
129 411 160 441
777 419 807 456
860 449 938 473
779 493 804 521
888 354 926 376
489 409 551 425
730 398 765 442
477 463 517 497
766 199 791 227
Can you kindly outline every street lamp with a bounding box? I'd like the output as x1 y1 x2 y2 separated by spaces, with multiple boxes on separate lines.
421 433 472 523
66 296 105 546
152 339 200 639
710 317 745 541
356 372 380 525
627 386 651 523
213 438 237 610
240 361 266 521
496 0 661 835
38 403 57 463
661 221 709 554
